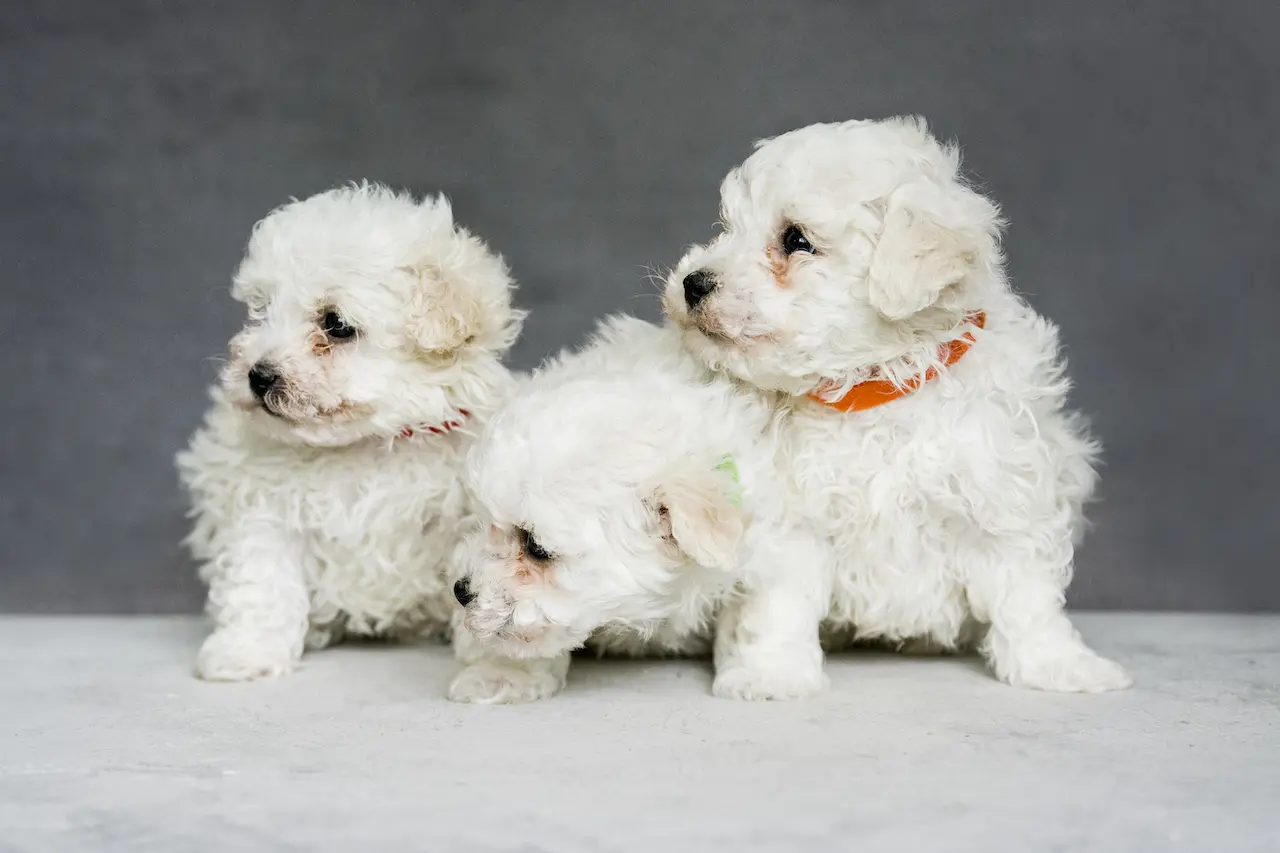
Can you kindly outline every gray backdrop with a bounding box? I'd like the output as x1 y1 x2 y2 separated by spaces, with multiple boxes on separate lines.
3 1 1277 613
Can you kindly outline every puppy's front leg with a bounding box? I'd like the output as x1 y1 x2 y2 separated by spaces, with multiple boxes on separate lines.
447 616 569 704
196 522 311 682
712 533 830 701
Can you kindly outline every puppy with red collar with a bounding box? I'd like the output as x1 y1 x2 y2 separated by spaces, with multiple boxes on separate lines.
179 184 521 681
665 118 1130 693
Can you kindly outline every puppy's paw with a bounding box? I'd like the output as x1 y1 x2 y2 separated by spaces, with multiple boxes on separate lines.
712 663 829 701
448 660 566 705
1003 648 1133 694
196 630 299 682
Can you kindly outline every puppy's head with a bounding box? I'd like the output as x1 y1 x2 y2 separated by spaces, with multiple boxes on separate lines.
454 375 748 659
664 117 1004 394
223 183 522 446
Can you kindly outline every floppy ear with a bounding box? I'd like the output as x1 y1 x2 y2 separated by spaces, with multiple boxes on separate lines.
409 258 491 353
406 199 521 354
867 181 1001 321
653 462 745 570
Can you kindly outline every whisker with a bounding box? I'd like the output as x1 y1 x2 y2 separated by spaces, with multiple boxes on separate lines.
639 262 672 292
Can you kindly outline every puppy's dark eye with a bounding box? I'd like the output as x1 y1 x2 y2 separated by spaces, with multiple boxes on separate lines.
781 225 814 256
321 310 357 341
519 528 553 562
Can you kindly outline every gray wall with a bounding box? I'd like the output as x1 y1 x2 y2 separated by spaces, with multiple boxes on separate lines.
3 1 1277 613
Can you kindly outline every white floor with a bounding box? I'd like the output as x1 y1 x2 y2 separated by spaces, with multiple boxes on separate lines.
2 614 1277 852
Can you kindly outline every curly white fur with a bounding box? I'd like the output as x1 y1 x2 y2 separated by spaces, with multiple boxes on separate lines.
449 317 833 703
665 117 1131 693
451 118 1132 702
177 183 521 681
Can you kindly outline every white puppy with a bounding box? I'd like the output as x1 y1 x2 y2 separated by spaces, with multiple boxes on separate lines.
664 117 1131 692
178 183 521 681
448 317 834 703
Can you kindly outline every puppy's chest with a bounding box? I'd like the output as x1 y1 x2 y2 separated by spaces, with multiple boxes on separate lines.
788 409 962 524
788 410 969 595
271 440 469 538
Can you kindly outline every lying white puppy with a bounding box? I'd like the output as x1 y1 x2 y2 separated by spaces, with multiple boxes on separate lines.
664 117 1131 692
448 317 833 703
178 183 521 681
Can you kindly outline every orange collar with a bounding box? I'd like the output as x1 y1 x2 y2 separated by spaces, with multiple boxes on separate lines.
807 312 986 413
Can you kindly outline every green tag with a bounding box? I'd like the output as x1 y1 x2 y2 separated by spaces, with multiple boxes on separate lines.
714 455 743 507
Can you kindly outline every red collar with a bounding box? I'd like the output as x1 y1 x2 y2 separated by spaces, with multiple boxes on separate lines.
396 408 471 440
807 312 986 413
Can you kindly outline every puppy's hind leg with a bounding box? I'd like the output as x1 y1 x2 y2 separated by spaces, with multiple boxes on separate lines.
196 523 312 682
447 614 569 704
965 540 1131 693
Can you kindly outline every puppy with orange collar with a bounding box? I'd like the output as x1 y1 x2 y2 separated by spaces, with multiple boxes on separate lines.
665 117 1130 693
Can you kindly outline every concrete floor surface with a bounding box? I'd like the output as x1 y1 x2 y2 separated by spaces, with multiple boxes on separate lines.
2 614 1277 852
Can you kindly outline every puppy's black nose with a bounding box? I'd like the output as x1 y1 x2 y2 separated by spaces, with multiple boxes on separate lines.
683 269 717 309
247 362 280 400
453 578 476 607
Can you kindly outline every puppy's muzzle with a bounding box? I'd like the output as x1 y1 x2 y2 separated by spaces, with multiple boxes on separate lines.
682 269 718 310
